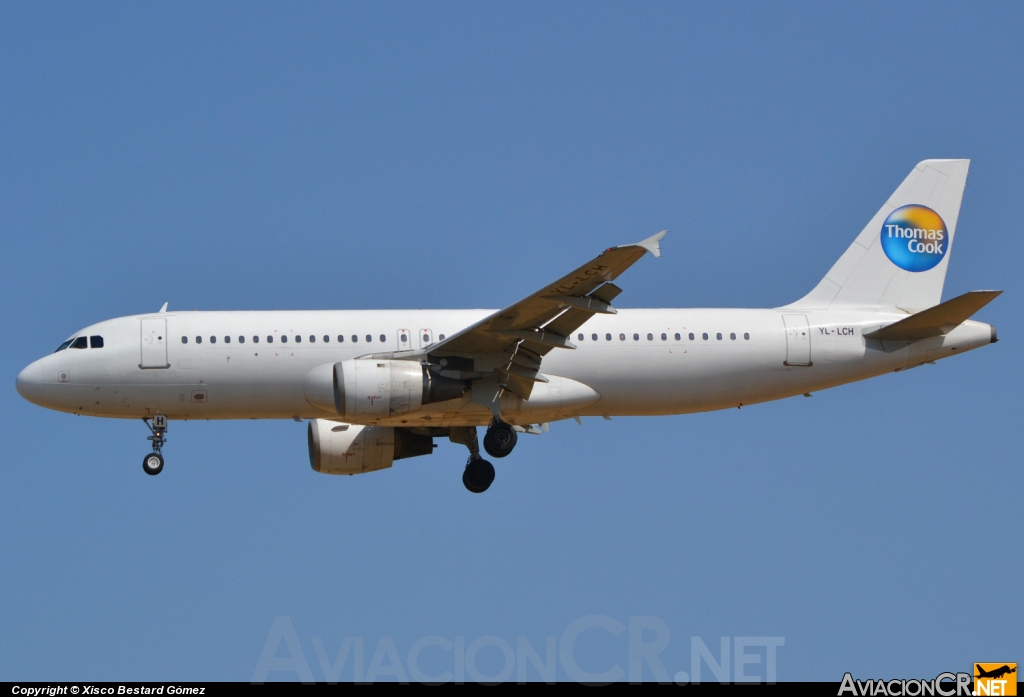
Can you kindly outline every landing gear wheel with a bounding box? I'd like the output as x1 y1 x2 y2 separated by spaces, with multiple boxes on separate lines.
463 458 495 493
483 421 517 458
143 452 164 476
142 417 168 476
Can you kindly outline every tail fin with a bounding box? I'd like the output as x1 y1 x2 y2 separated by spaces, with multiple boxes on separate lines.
785 159 970 312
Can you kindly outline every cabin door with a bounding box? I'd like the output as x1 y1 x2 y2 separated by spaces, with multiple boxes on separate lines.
140 318 169 369
782 314 812 366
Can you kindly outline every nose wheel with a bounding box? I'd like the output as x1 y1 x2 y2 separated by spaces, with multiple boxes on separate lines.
142 415 168 476
143 452 164 475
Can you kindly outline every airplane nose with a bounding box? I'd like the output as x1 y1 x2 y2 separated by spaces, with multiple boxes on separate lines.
16 361 43 404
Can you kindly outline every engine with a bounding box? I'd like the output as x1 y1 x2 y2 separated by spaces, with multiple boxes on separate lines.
307 419 434 475
303 359 465 420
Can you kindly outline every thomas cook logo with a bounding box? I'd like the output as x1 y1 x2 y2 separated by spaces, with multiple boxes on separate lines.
880 204 948 272
974 663 1017 696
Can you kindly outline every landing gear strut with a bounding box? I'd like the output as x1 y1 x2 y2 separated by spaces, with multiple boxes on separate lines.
450 426 495 493
142 415 167 476
483 418 517 459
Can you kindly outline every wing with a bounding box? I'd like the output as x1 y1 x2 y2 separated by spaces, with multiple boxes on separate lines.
414 231 666 400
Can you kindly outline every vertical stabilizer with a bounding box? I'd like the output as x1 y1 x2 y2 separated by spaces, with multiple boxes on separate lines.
784 159 970 312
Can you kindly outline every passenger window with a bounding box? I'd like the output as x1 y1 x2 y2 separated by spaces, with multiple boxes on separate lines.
337 335 344 343
324 335 330 342
71 337 88 349
688 333 694 340
239 336 245 344
310 335 315 343
619 333 626 341
716 333 722 340
181 337 188 344
253 336 259 343
633 333 639 340
744 333 750 340
379 334 386 343
267 336 273 343
702 333 708 340
439 334 445 340
366 334 372 343
661 333 667 340
295 335 301 343
352 335 358 343
224 336 231 344
592 333 598 341
196 336 202 344
674 333 680 340
647 333 654 341
606 333 612 341
210 336 217 344
281 336 288 343
401 334 407 342
730 333 736 340
577 333 584 341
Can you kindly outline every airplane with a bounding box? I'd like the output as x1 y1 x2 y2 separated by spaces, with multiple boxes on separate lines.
975 665 1016 680
16 159 1000 493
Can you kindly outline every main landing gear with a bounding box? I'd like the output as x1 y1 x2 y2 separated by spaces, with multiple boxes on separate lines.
464 459 495 494
483 418 518 459
450 426 495 493
450 419 519 493
142 415 167 476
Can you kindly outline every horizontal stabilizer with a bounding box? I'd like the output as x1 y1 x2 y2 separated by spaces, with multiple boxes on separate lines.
864 290 1001 341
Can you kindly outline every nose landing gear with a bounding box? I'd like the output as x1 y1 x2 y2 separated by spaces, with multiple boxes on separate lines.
143 452 164 476
142 415 167 476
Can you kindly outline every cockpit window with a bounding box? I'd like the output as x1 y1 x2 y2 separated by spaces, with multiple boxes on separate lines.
54 339 73 352
90 336 104 348
70 337 88 349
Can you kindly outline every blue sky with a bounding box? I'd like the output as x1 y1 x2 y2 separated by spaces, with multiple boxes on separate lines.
1 2 1021 682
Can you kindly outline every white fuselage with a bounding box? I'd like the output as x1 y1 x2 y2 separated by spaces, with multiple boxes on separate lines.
16 308 995 427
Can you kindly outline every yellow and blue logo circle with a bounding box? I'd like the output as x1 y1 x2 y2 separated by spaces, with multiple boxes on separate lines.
880 204 948 272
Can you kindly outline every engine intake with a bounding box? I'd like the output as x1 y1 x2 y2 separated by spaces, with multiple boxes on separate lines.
308 420 434 475
303 360 465 420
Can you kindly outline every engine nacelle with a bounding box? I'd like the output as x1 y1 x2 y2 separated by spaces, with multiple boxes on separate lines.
303 360 465 420
307 419 434 475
